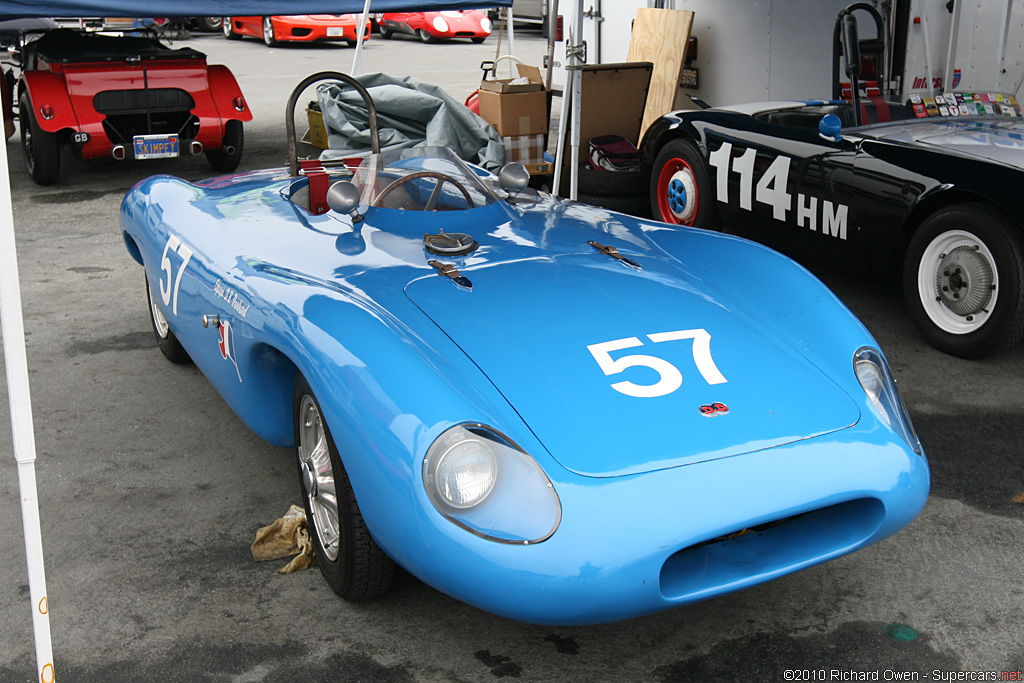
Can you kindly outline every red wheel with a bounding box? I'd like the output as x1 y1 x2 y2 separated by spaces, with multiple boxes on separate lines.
649 138 718 228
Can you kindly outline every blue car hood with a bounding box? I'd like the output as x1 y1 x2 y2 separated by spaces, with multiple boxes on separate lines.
865 117 1024 168
406 252 860 477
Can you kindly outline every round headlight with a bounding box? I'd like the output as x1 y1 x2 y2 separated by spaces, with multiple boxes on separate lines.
433 437 497 508
432 16 450 33
480 17 492 33
424 424 561 544
854 347 922 455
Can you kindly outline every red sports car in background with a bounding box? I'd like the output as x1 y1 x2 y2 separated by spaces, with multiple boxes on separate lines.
378 11 491 43
16 28 251 185
223 15 371 46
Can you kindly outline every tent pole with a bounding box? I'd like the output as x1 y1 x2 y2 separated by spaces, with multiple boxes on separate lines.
0 133 55 679
568 0 583 200
351 0 373 76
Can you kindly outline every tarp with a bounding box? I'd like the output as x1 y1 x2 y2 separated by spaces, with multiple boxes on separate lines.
0 0 507 18
317 73 506 170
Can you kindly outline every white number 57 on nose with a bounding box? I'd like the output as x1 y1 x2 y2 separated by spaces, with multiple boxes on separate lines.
587 329 727 398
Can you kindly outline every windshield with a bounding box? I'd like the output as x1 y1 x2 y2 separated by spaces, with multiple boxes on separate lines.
352 147 500 211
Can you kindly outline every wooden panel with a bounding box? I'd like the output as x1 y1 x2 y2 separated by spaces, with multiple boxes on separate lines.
627 8 694 138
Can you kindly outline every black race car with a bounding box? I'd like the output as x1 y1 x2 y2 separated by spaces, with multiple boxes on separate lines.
641 96 1024 358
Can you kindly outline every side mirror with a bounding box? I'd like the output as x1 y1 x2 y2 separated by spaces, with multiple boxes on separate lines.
327 180 364 223
498 162 530 203
819 114 843 142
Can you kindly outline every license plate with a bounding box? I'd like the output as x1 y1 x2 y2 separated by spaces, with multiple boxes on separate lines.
326 26 344 36
133 134 179 160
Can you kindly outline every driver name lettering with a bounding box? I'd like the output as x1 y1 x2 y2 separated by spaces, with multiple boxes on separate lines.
709 142 848 240
214 279 250 318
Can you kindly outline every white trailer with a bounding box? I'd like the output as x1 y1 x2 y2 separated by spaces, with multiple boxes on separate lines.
543 0 1024 108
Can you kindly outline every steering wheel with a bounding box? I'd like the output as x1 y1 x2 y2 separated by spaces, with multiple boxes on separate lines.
371 171 475 210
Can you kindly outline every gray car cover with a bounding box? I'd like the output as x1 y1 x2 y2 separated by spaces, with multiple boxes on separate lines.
316 72 505 170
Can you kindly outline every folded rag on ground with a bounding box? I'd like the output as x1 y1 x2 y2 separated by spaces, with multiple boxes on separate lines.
250 504 315 574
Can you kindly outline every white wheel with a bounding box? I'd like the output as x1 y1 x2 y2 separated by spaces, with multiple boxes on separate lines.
916 229 998 335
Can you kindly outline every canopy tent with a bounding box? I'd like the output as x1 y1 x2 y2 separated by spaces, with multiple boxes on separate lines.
0 0 502 17
0 2 512 683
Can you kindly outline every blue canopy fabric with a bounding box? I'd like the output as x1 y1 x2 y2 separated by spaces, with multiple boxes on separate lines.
0 0 508 18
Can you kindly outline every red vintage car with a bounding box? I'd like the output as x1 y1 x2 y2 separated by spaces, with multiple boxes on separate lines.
378 10 492 43
17 28 251 185
222 15 371 46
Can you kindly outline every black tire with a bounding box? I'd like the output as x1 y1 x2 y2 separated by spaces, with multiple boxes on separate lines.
205 120 244 173
903 203 1024 358
576 164 646 198
379 26 393 39
294 375 395 600
195 17 222 32
262 16 278 46
649 137 719 228
471 36 486 44
19 93 59 185
577 192 651 218
222 17 240 39
418 28 437 44
145 274 190 364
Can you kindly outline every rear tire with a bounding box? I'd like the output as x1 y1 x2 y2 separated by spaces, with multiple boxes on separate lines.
294 374 395 600
222 17 240 39
19 93 59 185
903 204 1024 358
195 17 222 32
649 137 718 228
206 120 244 173
146 274 190 364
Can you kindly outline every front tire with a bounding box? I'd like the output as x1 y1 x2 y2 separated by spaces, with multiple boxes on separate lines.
903 203 1024 358
145 274 190 364
195 17 222 32
418 28 437 43
206 120 244 172
262 16 278 46
649 137 718 228
19 93 59 185
294 375 395 600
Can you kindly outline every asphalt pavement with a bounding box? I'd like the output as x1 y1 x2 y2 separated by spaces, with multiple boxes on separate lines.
1 30 1022 683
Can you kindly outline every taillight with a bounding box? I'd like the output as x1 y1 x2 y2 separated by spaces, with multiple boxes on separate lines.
554 15 563 42
39 104 55 120
233 96 245 112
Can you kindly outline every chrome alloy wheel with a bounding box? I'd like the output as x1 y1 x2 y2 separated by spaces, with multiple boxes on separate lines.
917 229 998 335
149 283 171 338
297 395 340 561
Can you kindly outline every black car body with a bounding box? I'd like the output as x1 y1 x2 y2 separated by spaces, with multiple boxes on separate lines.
641 98 1024 358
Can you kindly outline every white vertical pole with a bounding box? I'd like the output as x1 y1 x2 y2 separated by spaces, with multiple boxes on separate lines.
941 0 961 94
351 0 373 76
919 0 936 97
994 0 1013 91
0 129 55 681
569 0 583 200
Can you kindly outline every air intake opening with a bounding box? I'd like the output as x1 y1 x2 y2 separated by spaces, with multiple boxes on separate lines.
660 498 885 600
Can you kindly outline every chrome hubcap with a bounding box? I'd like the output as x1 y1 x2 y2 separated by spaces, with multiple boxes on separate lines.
297 396 339 561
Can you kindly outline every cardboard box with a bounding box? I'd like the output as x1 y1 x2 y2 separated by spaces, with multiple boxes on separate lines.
478 63 548 137
479 90 547 136
306 102 329 150
478 63 545 94
502 135 551 175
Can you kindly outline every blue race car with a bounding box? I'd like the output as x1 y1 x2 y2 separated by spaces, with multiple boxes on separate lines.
119 72 929 626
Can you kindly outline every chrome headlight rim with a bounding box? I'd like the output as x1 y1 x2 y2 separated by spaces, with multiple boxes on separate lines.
423 422 562 545
853 346 923 455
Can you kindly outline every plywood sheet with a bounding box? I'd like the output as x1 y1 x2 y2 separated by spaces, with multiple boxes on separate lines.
627 7 694 138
